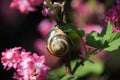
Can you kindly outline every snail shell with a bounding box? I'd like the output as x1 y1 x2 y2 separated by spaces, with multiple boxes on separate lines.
46 25 72 57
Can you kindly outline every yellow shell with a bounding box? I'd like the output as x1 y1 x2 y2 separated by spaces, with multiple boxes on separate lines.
46 25 72 57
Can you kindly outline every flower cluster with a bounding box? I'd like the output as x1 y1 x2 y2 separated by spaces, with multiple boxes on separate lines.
41 2 62 17
105 0 120 32
1 47 50 80
10 0 46 14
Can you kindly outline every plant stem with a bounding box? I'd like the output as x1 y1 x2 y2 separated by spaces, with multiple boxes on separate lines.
72 58 85 74
89 48 99 55
71 37 87 74
61 0 71 24
64 53 71 75
80 37 87 54
72 48 99 74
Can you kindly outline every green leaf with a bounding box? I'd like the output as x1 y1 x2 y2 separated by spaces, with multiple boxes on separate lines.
61 23 85 38
101 22 120 51
86 31 103 49
61 23 77 32
61 75 78 80
104 37 120 51
109 32 120 42
73 61 103 77
101 21 113 43
60 23 78 40
48 59 103 80
86 21 114 49
76 29 85 37
68 30 80 39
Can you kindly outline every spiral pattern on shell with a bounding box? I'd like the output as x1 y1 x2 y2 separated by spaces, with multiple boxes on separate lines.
46 26 72 57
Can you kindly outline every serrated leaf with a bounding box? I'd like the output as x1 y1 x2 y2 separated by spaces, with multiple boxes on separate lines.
109 32 120 42
101 21 113 43
86 31 103 49
103 31 120 51
104 37 120 51
86 22 114 49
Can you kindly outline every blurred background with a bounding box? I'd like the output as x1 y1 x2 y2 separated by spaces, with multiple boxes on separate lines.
0 0 120 80
0 0 44 79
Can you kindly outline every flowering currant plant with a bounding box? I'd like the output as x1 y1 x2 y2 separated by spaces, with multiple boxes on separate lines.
1 0 120 80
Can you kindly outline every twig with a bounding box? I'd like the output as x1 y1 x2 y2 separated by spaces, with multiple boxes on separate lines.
61 0 72 76
89 48 99 55
72 58 85 74
80 37 87 54
64 53 71 75
72 48 99 74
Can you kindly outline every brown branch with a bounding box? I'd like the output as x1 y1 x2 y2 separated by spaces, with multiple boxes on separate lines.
63 53 71 75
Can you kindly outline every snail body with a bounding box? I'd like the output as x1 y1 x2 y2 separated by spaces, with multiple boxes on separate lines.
46 25 72 57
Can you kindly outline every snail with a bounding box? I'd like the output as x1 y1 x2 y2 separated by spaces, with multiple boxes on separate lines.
46 25 72 57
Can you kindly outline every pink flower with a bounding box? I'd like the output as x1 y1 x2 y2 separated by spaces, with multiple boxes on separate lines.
72 0 105 28
71 0 93 17
84 25 103 34
105 6 119 24
1 47 50 80
37 19 56 37
1 47 21 70
13 53 50 80
10 0 45 14
28 0 45 6
113 26 120 32
21 51 49 80
19 51 33 69
32 54 50 79
105 0 120 32
41 7 50 16
41 2 62 17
